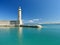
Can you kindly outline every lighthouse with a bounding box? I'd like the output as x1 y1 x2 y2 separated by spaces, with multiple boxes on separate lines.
17 6 42 28
18 7 23 26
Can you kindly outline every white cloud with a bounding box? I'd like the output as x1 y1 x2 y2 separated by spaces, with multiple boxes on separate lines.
33 19 40 21
28 20 34 23
23 18 42 23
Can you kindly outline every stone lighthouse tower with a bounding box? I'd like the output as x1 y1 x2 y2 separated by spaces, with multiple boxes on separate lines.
18 7 23 26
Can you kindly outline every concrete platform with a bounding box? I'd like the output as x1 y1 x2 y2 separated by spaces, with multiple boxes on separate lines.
20 25 42 28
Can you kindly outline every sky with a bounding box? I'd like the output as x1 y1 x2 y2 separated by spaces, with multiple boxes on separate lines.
0 0 60 24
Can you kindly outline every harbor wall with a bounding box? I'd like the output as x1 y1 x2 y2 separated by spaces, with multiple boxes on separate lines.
0 21 18 27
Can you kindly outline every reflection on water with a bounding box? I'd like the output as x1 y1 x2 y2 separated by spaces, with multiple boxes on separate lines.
18 27 23 36
0 27 43 45
0 27 10 31
18 27 23 45
0 25 60 45
0 27 24 45
37 28 42 31
0 27 10 29
0 27 11 36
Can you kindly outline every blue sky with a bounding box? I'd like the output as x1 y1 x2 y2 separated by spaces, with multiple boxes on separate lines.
0 0 60 23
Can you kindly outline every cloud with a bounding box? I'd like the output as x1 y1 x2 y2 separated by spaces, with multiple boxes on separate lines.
33 19 40 21
28 20 34 23
23 18 42 23
28 18 42 23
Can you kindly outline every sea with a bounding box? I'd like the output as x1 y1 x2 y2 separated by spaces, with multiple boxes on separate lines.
0 24 60 45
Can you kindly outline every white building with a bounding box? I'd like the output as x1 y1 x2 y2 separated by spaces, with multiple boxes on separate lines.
18 7 23 26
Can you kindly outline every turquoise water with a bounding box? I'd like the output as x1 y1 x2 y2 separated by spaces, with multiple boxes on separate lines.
0 24 60 45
